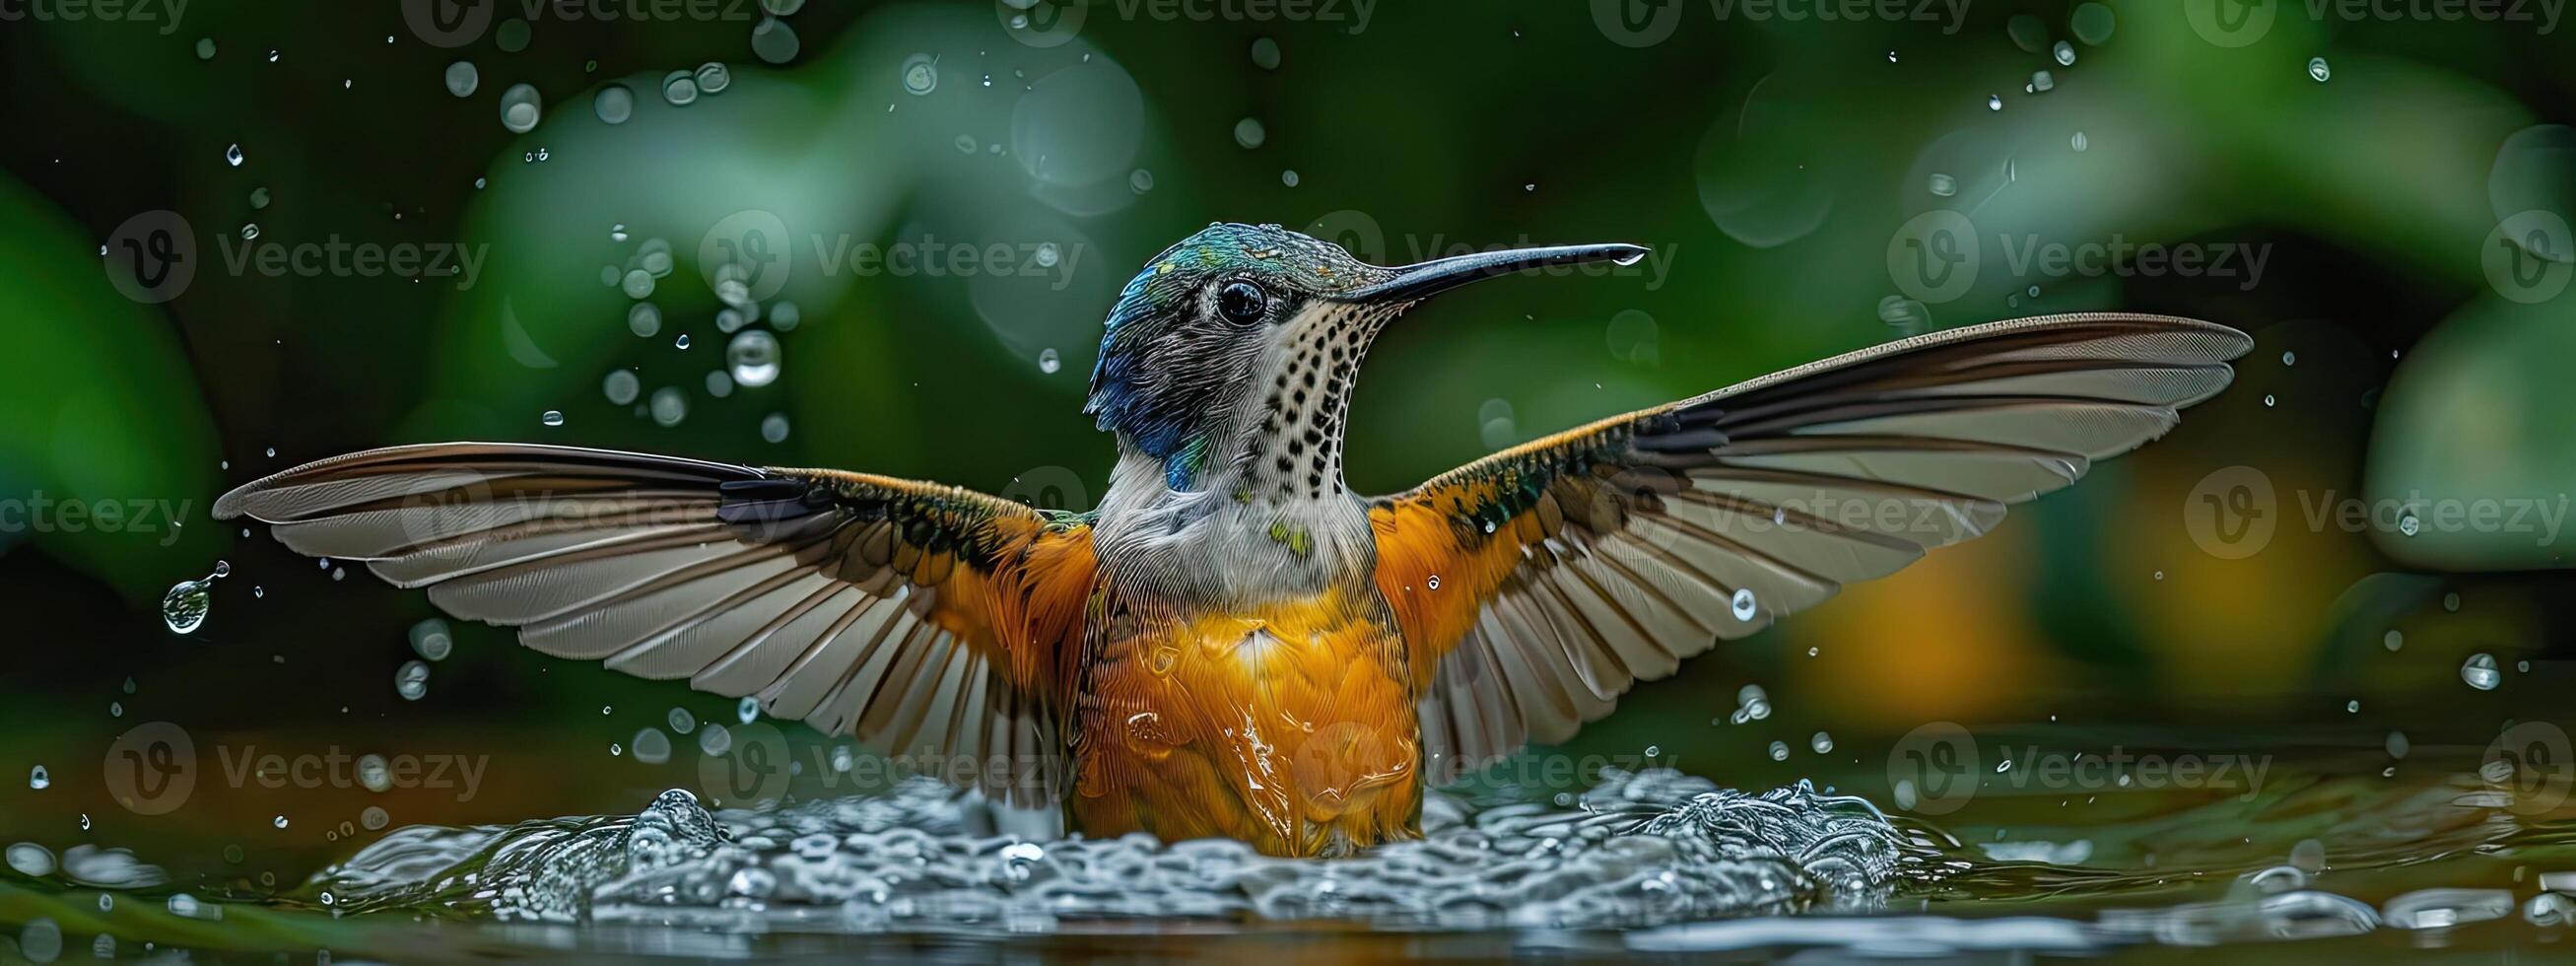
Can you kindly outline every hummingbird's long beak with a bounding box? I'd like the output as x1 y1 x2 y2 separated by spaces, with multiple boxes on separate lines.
1328 242 1652 303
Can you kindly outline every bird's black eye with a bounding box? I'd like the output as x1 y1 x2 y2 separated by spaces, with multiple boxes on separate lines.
1217 281 1268 324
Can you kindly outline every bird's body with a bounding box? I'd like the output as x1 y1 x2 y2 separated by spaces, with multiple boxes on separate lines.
217 223 2252 857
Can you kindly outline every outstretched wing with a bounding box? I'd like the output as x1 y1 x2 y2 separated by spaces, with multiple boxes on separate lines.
1370 313 2252 781
214 444 1098 805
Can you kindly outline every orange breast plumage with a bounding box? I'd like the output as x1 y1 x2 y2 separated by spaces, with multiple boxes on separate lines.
1067 583 1421 857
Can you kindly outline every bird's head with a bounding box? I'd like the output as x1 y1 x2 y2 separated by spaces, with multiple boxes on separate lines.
1085 222 1645 495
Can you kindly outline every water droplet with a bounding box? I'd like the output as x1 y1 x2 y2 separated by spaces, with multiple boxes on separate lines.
28 766 49 791
442 61 478 98
694 62 732 96
737 696 760 724
1233 117 1266 149
752 17 802 64
2398 511 2421 537
1928 172 1957 197
661 70 700 105
705 370 735 398
224 143 244 167
2069 2 2117 44
627 302 662 338
726 330 780 387
358 754 392 792
409 618 453 660
499 83 542 134
2347 699 2361 713
1810 731 1834 754
2030 71 2055 94
1987 95 2002 111
2263 394 2276 407
667 707 698 734
272 814 289 829
2053 40 2076 66
1251 36 1281 70
675 333 692 350
362 805 389 830
649 387 689 427
2386 731 2410 758
602 370 641 405
394 660 431 701
698 723 733 756
1281 170 1300 187
5 843 53 876
248 187 270 209
632 727 673 765
540 410 564 427
901 53 937 95
2444 591 2462 612
2463 653 2502 690
1129 169 1155 193
594 84 634 124
162 562 229 634
2307 57 2332 83
195 37 215 60
1768 741 1791 761
760 412 791 444
1038 347 1061 374
1729 587 1758 622
2383 629 2404 652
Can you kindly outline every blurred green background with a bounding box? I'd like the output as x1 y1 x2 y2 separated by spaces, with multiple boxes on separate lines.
2 0 2573 889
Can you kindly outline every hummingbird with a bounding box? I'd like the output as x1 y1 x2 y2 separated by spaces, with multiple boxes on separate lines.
217 222 2250 858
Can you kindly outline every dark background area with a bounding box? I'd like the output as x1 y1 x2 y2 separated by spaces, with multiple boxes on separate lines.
0 0 2571 892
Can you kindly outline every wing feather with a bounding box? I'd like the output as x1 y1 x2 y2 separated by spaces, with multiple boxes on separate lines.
215 443 1096 806
1373 313 2250 778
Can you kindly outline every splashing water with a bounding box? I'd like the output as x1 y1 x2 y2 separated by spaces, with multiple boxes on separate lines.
302 771 1914 930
